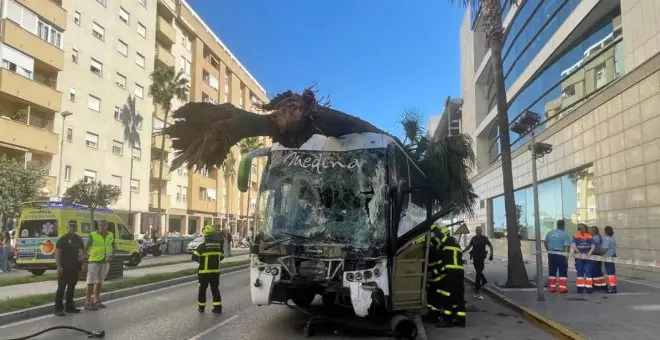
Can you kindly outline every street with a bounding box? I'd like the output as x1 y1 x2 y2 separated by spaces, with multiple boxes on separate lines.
0 269 552 340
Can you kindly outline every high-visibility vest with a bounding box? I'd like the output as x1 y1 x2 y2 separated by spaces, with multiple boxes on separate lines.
88 231 114 262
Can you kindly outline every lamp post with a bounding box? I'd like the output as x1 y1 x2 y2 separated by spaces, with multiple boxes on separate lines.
56 111 73 200
511 111 553 302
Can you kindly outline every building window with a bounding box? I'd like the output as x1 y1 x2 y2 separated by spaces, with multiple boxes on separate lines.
112 140 123 155
111 175 122 188
117 40 128 57
182 186 187 202
134 83 144 98
119 7 130 25
69 87 76 102
90 58 102 76
84 169 97 182
115 73 126 90
136 53 145 68
66 126 73 141
97 0 107 6
176 185 182 201
87 95 100 112
114 106 121 121
37 19 63 49
137 22 146 38
6 0 62 48
92 22 105 41
85 132 99 149
1 44 33 79
64 165 71 181
74 11 81 25
224 70 231 102
130 179 140 193
72 48 79 63
132 147 141 160
239 83 245 108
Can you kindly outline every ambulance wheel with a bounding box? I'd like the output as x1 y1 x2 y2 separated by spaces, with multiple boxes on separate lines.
29 269 46 276
126 253 141 267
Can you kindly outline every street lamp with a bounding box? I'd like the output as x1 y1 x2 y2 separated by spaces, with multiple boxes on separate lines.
56 111 73 200
511 110 552 302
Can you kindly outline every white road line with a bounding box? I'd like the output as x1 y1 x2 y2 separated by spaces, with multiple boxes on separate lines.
187 314 239 340
0 268 249 329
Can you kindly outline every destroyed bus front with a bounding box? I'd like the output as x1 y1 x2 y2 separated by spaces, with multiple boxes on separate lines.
247 140 391 315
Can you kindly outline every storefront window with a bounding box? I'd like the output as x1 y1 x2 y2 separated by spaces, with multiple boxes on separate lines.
490 166 595 239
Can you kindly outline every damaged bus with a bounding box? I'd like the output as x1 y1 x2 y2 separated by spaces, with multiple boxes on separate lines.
237 132 443 338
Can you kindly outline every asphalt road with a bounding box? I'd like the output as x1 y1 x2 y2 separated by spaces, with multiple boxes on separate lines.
0 270 552 340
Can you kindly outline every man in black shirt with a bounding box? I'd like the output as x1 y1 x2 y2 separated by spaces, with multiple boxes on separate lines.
54 220 84 316
463 226 493 299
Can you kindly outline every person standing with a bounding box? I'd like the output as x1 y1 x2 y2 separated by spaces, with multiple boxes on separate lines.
602 226 618 294
84 220 115 310
54 221 84 316
424 224 446 322
435 226 466 329
462 226 493 300
193 225 225 313
544 220 572 293
571 224 595 294
590 226 607 291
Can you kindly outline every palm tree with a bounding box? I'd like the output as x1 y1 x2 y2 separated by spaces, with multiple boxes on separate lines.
148 66 189 234
451 0 529 287
220 152 236 230
120 95 143 230
239 137 264 234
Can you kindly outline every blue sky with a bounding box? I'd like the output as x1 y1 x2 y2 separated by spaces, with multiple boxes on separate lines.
187 0 467 138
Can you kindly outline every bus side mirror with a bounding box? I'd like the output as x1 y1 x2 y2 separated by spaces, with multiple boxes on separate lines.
237 147 271 193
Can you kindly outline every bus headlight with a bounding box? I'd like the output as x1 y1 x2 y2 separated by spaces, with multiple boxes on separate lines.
346 273 355 281
364 270 373 280
265 267 272 274
270 267 279 275
373 267 382 277
355 272 363 281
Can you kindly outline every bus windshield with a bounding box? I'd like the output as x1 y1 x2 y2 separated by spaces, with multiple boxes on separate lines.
253 148 388 250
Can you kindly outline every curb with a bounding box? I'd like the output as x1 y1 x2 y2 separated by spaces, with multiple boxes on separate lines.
0 264 249 325
464 276 585 340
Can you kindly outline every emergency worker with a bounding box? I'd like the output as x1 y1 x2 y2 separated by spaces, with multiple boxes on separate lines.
193 225 225 313
423 224 445 321
435 226 466 328
571 224 595 294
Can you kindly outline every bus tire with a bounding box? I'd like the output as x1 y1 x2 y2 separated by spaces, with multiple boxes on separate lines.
29 269 46 276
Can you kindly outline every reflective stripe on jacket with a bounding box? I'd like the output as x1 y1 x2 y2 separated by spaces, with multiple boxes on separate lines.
192 242 224 274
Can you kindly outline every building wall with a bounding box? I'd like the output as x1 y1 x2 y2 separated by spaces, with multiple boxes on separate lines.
55 0 156 216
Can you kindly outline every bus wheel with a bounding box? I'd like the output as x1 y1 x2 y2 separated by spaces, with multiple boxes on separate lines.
126 253 141 267
29 269 46 276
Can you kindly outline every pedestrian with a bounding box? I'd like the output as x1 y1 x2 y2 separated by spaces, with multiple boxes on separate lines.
571 224 595 294
0 233 8 273
544 220 571 293
193 225 225 314
84 220 115 310
590 226 607 291
435 226 466 329
54 220 84 316
602 226 617 294
423 224 445 322
462 226 493 300
2 231 13 271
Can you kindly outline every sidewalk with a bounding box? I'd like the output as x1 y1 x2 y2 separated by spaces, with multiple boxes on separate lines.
0 254 249 300
466 257 660 340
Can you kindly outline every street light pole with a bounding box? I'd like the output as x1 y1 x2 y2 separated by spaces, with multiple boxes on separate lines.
530 132 545 302
56 111 73 200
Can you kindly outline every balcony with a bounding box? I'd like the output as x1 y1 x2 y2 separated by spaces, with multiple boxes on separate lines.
156 17 176 45
155 44 174 68
2 20 64 71
0 69 61 112
158 0 176 14
149 192 171 210
0 116 58 154
15 0 67 30
150 161 171 181
151 134 172 152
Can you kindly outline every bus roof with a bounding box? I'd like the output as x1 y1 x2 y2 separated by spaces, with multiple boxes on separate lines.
271 132 397 152
21 201 114 214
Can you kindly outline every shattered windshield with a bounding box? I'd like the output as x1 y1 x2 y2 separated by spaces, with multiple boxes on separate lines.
253 148 388 250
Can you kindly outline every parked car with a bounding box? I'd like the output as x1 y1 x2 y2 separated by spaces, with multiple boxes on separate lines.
185 236 205 253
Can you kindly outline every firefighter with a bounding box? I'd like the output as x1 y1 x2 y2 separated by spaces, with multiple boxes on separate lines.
193 225 225 313
423 224 445 321
435 226 466 328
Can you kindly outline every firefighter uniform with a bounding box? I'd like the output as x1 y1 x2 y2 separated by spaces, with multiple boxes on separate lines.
424 227 445 321
436 228 466 328
193 225 225 313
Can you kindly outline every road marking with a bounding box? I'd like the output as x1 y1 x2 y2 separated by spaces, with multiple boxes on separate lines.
631 305 660 311
0 268 249 329
187 314 239 340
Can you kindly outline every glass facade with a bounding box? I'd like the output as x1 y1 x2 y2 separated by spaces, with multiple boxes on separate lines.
490 166 596 240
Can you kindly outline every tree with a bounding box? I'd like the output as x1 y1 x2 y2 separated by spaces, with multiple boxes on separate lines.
239 137 264 234
452 0 529 287
0 155 47 222
148 66 189 233
120 95 143 228
62 179 121 224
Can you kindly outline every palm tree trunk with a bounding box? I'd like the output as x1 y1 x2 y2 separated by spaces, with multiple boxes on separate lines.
157 112 168 236
490 32 530 288
246 170 251 237
128 156 134 232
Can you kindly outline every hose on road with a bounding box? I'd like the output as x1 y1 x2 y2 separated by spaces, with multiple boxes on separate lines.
3 325 105 339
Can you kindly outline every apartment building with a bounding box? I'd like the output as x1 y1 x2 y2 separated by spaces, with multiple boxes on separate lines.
458 0 660 281
144 0 268 236
0 0 67 199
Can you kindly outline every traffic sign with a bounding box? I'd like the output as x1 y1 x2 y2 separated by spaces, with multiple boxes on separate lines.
454 223 470 235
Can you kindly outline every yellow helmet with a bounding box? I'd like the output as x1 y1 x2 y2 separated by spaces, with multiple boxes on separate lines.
202 225 215 236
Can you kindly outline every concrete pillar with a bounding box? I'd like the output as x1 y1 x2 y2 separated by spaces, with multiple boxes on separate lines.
160 214 168 235
133 212 142 236
181 215 189 235
195 216 202 234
